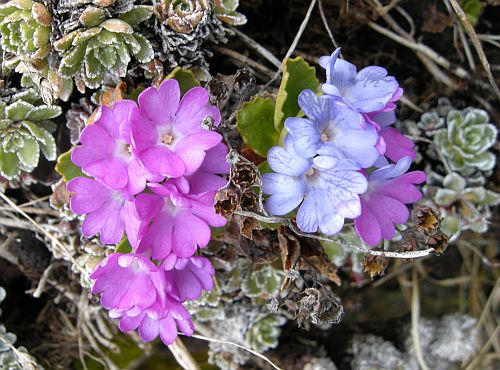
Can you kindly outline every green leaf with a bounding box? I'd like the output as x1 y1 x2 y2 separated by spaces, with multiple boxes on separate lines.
17 136 39 170
0 148 20 179
115 237 133 253
131 33 153 63
55 148 86 181
237 96 279 157
274 56 319 131
6 100 33 121
461 0 482 25
118 6 153 27
27 105 62 121
165 67 200 96
59 42 86 78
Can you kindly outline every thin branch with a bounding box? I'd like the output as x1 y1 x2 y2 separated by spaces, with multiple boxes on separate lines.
231 28 282 69
317 0 342 53
367 20 493 92
411 267 431 370
0 191 87 279
265 0 317 88
447 0 500 101
232 210 436 259
212 46 275 77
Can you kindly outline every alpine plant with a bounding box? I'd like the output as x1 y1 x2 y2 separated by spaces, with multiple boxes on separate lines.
262 48 426 247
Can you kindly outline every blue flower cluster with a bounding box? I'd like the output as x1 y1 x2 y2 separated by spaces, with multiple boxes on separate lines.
262 48 424 243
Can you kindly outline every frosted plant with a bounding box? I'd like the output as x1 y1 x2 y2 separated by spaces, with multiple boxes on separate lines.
429 172 500 239
53 3 154 90
434 108 497 175
0 0 51 61
0 89 60 179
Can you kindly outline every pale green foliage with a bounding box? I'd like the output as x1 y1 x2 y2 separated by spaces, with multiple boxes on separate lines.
214 0 247 26
434 108 498 175
186 257 286 370
0 89 61 179
0 0 51 61
204 303 286 370
54 6 154 90
240 261 283 298
246 313 287 353
432 172 500 238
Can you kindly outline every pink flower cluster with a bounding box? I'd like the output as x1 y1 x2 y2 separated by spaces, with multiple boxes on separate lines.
67 80 229 345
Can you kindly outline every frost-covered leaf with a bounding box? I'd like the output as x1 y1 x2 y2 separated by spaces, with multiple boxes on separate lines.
5 100 33 121
118 6 153 27
0 148 20 179
38 127 56 160
17 137 39 170
131 33 153 63
27 105 62 121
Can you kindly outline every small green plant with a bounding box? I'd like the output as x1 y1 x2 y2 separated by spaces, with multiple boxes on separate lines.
434 108 497 175
0 89 61 179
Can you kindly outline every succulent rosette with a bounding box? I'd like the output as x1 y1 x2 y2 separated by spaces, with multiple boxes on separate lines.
0 0 51 61
434 108 497 175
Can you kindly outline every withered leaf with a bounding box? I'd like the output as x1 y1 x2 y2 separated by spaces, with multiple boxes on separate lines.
230 161 259 189
412 206 441 235
426 231 449 255
214 187 239 219
234 214 261 240
363 254 389 279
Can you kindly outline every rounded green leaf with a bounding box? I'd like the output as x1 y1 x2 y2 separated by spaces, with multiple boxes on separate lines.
165 67 200 95
0 148 20 179
17 136 39 170
237 96 280 157
274 56 319 131
55 149 86 182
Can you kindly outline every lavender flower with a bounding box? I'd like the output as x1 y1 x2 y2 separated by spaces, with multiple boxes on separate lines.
72 100 159 195
67 177 140 246
354 157 426 246
262 137 367 235
285 89 380 168
131 79 222 179
319 48 400 113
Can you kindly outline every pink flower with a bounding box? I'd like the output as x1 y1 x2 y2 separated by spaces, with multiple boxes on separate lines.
91 253 165 311
71 100 158 195
91 253 195 345
363 88 416 164
135 180 227 259
131 79 222 179
380 127 416 163
354 157 426 246
184 142 230 194
118 297 194 345
67 177 140 246
162 254 216 302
